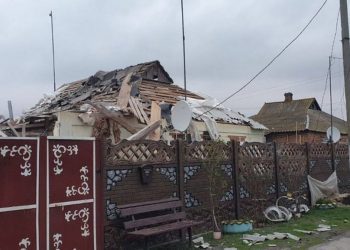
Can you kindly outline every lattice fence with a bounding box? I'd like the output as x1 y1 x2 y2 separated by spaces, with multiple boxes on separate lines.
103 140 350 249
237 143 275 221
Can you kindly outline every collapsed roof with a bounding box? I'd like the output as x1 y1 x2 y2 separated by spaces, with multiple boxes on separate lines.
23 60 265 130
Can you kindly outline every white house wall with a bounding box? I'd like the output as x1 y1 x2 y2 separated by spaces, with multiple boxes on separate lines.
192 120 266 143
53 111 93 137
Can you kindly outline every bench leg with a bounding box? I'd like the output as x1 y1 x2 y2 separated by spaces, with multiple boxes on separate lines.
144 237 149 250
187 227 192 247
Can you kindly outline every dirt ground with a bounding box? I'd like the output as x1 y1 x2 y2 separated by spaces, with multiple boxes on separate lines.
308 231 350 250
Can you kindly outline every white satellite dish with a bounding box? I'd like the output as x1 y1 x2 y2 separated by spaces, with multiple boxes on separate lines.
171 100 192 131
327 126 341 143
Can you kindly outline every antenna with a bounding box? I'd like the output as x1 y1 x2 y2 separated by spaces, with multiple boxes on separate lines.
49 10 56 92
180 0 187 100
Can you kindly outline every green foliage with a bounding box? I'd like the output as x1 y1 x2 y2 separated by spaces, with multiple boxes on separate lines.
202 141 228 231
203 207 350 249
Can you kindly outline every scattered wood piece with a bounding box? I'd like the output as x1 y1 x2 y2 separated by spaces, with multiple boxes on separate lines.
7 121 20 137
87 102 137 134
293 229 314 235
0 130 8 137
117 73 133 110
286 233 301 241
21 123 26 137
108 119 116 145
129 97 145 123
126 120 161 141
134 98 150 124
148 101 161 140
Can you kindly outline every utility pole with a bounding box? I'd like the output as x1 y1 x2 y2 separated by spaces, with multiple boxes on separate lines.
340 0 350 153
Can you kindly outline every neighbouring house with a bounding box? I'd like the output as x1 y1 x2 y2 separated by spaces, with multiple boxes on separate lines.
251 92 348 144
0 61 266 143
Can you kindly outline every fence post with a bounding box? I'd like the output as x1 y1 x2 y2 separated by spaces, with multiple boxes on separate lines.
305 142 312 205
232 140 240 220
177 139 185 205
273 142 280 199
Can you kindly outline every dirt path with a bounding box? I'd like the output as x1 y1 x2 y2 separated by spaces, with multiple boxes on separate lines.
308 231 350 250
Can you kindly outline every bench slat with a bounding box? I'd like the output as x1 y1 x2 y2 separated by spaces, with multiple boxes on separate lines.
124 211 186 230
127 220 203 237
118 198 178 209
120 200 183 217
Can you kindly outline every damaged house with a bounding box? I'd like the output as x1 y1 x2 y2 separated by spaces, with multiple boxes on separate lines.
0 61 266 143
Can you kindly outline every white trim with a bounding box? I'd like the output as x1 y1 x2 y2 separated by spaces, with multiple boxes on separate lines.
0 137 38 140
93 140 97 250
49 199 94 208
46 139 49 250
47 136 96 141
0 204 36 212
36 138 40 250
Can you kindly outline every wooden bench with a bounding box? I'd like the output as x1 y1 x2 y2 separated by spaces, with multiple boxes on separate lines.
118 198 203 249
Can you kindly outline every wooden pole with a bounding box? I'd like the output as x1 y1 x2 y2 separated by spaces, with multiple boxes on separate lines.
339 0 350 160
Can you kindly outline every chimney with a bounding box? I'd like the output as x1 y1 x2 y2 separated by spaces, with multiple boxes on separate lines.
284 92 293 102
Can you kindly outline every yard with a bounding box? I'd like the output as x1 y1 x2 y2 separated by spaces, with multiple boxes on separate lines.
159 206 350 250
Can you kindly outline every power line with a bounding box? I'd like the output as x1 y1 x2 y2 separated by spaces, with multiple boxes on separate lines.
195 0 328 119
312 9 340 142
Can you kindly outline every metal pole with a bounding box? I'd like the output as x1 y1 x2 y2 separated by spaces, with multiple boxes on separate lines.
180 0 187 100
49 11 56 92
329 56 334 142
340 0 350 153
329 56 335 171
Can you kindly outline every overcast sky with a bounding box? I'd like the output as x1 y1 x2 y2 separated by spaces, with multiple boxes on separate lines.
0 0 347 121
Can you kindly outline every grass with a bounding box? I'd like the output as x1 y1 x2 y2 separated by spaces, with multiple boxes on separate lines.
200 206 350 249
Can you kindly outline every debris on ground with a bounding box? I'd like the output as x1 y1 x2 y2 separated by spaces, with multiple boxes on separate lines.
193 237 211 249
316 224 331 232
241 232 300 246
294 229 315 234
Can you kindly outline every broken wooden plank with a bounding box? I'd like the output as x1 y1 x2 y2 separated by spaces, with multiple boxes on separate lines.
0 130 8 137
6 121 20 137
87 102 137 134
22 123 26 137
148 101 161 140
134 98 150 124
129 97 145 123
117 73 133 110
126 120 161 141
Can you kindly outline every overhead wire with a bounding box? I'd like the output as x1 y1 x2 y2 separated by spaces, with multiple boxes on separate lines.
194 0 328 119
312 8 340 142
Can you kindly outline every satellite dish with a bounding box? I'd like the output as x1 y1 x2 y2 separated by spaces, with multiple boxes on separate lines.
171 100 192 131
327 126 341 143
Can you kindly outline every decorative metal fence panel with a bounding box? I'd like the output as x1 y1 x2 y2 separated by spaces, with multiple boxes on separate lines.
0 137 102 250
0 138 39 249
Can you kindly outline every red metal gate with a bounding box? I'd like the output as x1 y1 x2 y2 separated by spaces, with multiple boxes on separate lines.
0 137 102 250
